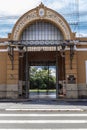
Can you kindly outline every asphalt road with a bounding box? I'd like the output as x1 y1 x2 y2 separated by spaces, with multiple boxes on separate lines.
0 100 87 129
0 110 87 129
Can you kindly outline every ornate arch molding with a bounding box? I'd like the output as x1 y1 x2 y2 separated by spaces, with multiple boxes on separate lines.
11 3 73 41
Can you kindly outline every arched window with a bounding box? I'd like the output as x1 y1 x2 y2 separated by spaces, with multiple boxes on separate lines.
21 21 64 41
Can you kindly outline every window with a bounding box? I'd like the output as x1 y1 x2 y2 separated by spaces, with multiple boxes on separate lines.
21 21 64 41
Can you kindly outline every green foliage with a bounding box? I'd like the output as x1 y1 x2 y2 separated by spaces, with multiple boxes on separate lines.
30 66 56 90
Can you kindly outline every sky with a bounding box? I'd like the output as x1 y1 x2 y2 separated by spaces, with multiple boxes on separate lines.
33 66 56 77
0 0 87 38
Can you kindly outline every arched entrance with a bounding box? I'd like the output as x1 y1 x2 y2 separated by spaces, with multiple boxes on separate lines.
18 21 65 99
8 3 77 100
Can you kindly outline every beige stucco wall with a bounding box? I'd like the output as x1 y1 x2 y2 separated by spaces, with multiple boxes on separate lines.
77 50 87 98
77 51 87 84
6 51 19 98
0 52 7 84
0 51 7 98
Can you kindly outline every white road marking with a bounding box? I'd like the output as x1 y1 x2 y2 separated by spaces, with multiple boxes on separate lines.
0 120 87 123
0 129 86 130
5 108 83 111
0 114 87 117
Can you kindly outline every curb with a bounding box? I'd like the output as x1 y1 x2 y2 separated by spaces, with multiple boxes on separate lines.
0 98 87 102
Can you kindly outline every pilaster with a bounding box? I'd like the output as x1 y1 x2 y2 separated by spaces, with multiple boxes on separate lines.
65 50 78 98
6 51 19 98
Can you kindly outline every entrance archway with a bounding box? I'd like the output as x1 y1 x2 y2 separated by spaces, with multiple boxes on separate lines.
17 16 67 99
6 3 77 100
19 50 65 99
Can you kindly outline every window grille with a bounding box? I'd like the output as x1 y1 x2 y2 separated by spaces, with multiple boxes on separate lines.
21 21 64 41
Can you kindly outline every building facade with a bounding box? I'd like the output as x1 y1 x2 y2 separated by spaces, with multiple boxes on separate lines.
0 3 87 99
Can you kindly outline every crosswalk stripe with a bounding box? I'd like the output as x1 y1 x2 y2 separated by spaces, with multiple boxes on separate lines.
0 114 87 117
5 108 83 111
0 120 87 123
0 129 86 130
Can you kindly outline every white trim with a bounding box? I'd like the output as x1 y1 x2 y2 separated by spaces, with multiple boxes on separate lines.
76 48 87 51
0 46 87 52
62 46 84 51
60 46 87 51
0 48 18 52
74 46 87 51
78 42 87 45
0 49 8 52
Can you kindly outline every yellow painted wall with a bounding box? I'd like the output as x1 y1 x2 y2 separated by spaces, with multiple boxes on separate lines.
0 52 7 84
77 51 87 84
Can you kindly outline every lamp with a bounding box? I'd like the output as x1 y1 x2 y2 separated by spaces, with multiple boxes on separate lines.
60 42 66 57
18 45 25 58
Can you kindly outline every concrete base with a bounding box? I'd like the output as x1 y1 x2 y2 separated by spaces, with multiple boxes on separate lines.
0 84 6 98
1 83 87 99
78 84 87 98
66 84 78 99
6 91 18 99
0 84 19 99
0 92 6 98
6 84 18 99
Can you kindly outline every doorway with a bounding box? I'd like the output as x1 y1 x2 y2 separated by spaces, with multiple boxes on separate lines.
19 51 66 99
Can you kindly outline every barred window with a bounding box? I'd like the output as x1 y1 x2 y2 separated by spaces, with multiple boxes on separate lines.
21 21 64 41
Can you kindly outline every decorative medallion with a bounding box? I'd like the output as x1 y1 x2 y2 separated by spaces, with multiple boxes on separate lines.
39 8 45 17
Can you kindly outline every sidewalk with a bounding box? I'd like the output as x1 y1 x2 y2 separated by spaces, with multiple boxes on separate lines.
0 98 87 111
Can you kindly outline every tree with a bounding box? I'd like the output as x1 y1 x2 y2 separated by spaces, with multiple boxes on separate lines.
30 66 56 90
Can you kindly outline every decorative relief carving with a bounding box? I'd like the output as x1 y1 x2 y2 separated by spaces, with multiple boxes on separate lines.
46 11 70 39
13 6 71 40
13 10 38 40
